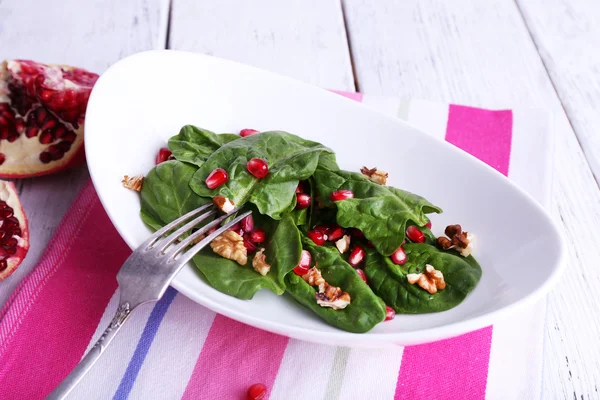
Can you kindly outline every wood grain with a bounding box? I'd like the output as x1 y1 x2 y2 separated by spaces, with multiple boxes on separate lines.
342 0 600 396
0 0 169 305
169 0 355 90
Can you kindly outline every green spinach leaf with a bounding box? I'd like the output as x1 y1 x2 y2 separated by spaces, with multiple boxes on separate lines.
284 237 386 333
140 160 209 226
168 125 239 167
193 212 302 299
313 169 442 255
189 131 335 219
364 243 481 313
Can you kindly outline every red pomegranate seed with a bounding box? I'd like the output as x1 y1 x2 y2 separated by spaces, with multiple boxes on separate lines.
240 215 253 232
327 226 344 242
406 226 425 243
313 225 331 235
0 259 6 272
307 229 327 245
425 220 432 229
229 222 241 232
0 154 5 166
205 168 228 189
296 193 311 209
293 250 312 276
330 189 354 202
247 158 269 179
356 268 368 283
296 181 307 193
247 383 267 400
240 128 259 137
349 228 365 239
155 148 172 164
348 245 365 267
390 246 408 265
206 225 218 235
385 306 396 321
243 235 258 253
250 228 266 243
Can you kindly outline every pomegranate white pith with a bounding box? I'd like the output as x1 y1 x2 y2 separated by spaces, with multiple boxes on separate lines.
0 60 98 178
0 180 29 280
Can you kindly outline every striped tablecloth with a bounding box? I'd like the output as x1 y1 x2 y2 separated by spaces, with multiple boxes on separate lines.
0 91 552 400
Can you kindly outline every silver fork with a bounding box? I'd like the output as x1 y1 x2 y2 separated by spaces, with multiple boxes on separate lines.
46 204 251 400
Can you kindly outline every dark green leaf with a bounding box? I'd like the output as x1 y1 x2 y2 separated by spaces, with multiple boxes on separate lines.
168 125 239 167
364 243 481 313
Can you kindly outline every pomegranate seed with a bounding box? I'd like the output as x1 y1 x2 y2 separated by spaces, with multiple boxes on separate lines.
155 148 172 164
390 246 408 265
366 241 374 248
229 222 241 232
241 215 254 232
250 228 266 243
240 128 259 137
247 158 269 179
307 229 327 245
243 235 258 253
39 130 54 144
406 226 425 243
425 220 432 229
293 250 312 276
327 226 344 242
0 259 6 272
1 208 13 218
0 154 5 165
296 181 307 193
385 306 396 321
356 268 368 283
330 189 354 202
348 245 365 267
3 237 17 248
205 168 228 189
349 228 365 239
247 383 267 400
313 225 331 235
206 225 218 235
296 193 311 209
39 152 52 164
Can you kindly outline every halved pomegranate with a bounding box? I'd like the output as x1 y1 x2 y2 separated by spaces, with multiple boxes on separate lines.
0 60 98 178
0 180 29 280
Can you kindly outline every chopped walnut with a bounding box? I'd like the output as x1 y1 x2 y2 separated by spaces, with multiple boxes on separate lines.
316 285 351 310
360 166 388 185
302 267 326 292
252 248 271 276
407 264 446 294
436 224 474 257
210 230 247 265
122 175 144 192
335 235 351 254
212 195 235 213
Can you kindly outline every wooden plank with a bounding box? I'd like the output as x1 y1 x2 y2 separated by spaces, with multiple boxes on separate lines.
0 0 169 305
169 0 354 90
342 0 600 397
517 0 600 186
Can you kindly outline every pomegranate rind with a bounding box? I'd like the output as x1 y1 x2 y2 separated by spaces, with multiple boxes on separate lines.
0 60 97 178
0 180 29 280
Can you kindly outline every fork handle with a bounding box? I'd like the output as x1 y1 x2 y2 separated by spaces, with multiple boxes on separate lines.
46 301 133 400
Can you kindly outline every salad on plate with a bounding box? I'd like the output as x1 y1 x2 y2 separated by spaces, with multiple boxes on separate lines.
124 125 482 333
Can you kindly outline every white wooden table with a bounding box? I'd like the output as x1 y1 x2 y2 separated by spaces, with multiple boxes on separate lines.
1 0 598 397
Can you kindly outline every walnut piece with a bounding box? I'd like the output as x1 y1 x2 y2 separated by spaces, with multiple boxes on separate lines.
210 230 247 265
335 235 351 254
436 224 474 257
407 264 446 294
122 175 144 192
212 195 235 213
302 267 326 292
360 166 388 185
252 248 271 276
303 267 351 310
316 285 351 310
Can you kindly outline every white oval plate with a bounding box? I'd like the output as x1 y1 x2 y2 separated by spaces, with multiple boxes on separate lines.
85 50 565 347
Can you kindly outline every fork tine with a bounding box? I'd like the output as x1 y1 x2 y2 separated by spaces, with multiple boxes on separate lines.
155 208 218 252
167 210 252 265
141 203 214 249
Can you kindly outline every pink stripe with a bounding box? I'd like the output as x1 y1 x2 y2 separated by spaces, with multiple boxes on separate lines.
330 89 364 102
0 182 130 400
395 105 513 399
182 315 288 400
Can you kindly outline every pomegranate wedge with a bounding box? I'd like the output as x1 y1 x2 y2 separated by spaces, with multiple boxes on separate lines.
0 180 29 280
0 60 98 178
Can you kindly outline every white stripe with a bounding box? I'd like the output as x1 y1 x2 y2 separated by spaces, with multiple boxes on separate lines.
269 339 338 400
338 347 404 399
128 294 216 399
485 108 552 400
361 94 404 118
405 99 450 140
82 289 120 357
68 301 156 400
